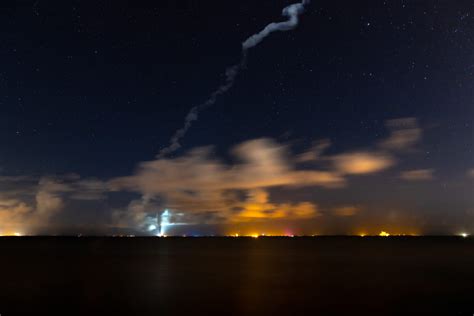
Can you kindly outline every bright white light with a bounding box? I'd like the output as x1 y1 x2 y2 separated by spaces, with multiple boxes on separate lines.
158 209 171 237
461 233 469 238
14 232 22 237
148 225 157 231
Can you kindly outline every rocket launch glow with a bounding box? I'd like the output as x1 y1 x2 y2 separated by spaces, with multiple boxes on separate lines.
158 209 171 236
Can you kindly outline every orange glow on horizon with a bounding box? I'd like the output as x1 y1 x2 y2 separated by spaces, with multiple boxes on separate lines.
0 232 23 237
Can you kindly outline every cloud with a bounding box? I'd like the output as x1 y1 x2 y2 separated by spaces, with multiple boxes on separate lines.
111 138 343 224
400 169 435 181
70 179 108 200
0 175 36 183
331 152 396 175
323 117 422 177
0 116 427 232
0 198 33 225
0 174 109 232
112 195 158 229
468 169 474 178
35 191 63 217
296 139 331 163
234 189 318 221
113 138 345 195
379 117 422 151
34 177 74 220
113 129 427 228
333 206 360 217
34 175 107 204
0 177 66 230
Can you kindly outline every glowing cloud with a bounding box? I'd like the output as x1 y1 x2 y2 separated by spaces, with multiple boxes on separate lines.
0 198 32 225
333 206 360 217
400 169 435 181
235 189 318 221
332 152 396 175
112 138 343 225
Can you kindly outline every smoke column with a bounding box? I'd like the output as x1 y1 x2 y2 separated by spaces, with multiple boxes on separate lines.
158 0 310 157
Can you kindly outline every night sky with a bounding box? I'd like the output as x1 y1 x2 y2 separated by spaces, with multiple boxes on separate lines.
1 0 473 236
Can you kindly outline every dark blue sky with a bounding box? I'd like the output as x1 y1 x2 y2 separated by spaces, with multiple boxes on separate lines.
0 0 473 235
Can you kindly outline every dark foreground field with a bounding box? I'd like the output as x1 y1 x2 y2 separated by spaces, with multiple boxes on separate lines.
0 237 473 315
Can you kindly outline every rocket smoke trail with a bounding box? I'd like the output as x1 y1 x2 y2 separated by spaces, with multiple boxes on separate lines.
241 0 311 50
158 0 310 157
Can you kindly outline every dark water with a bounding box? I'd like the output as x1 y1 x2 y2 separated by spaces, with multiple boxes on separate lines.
1 237 473 315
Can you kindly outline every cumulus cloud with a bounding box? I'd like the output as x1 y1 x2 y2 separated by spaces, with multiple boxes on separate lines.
110 138 343 224
0 117 427 232
0 174 108 232
400 169 435 181
379 117 422 151
112 138 345 194
0 177 65 230
33 176 106 217
111 128 426 227
331 152 396 175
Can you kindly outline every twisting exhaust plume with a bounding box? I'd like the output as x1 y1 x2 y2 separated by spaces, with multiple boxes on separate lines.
158 0 310 157
158 60 246 157
242 0 310 50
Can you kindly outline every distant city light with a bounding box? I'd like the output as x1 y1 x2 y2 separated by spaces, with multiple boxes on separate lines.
460 233 469 238
0 231 24 237
379 231 390 237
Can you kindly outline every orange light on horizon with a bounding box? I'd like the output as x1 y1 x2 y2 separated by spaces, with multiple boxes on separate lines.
0 232 23 237
379 231 390 237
